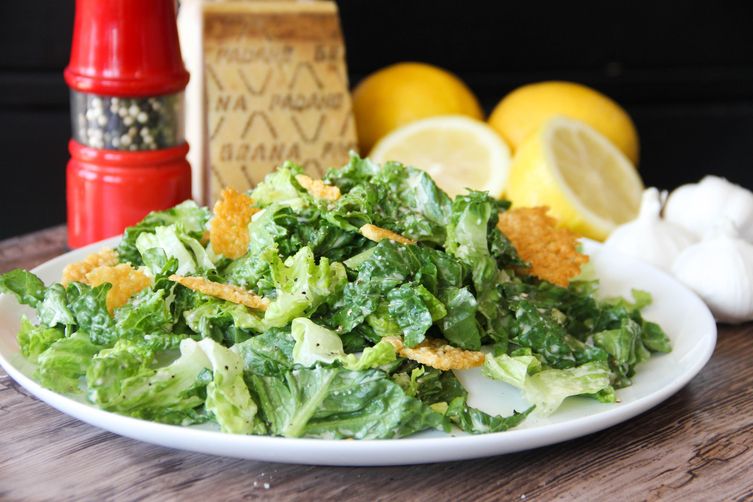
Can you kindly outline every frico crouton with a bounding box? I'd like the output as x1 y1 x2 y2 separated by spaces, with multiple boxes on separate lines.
295 174 341 201
61 248 119 286
209 187 258 259
86 263 153 313
383 336 485 371
169 274 269 311
359 224 415 245
497 206 588 287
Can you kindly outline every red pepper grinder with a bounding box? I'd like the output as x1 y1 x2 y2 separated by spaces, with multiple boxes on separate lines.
65 0 192 248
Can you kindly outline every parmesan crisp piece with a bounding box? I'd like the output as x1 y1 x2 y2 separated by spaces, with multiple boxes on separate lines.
169 274 269 311
209 187 258 259
359 224 416 245
295 174 341 201
86 264 153 313
497 207 588 287
383 336 485 371
61 248 119 286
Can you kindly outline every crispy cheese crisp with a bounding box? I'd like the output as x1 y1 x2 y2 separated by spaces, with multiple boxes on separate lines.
209 187 258 259
61 248 119 286
359 224 416 245
295 174 341 201
383 336 485 371
86 264 153 313
497 206 589 287
169 274 269 311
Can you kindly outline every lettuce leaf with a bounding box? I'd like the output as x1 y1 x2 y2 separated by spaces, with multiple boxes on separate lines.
136 225 215 276
437 286 481 350
262 246 347 328
0 269 45 307
183 299 264 344
65 282 116 346
17 316 64 363
484 354 613 416
118 200 210 265
444 192 502 321
37 332 103 393
328 241 455 346
113 288 173 340
291 318 345 367
86 338 211 425
392 362 532 433
446 396 533 433
232 328 295 377
38 284 75 328
197 338 264 434
249 365 442 438
324 154 453 245
251 162 307 209
289 317 396 370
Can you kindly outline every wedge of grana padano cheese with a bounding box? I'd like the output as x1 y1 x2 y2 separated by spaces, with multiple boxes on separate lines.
178 0 357 204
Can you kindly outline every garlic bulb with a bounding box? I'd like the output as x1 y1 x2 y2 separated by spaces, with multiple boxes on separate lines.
604 187 697 272
672 218 753 323
664 176 753 242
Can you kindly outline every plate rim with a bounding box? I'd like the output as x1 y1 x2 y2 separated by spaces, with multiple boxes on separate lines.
0 237 718 466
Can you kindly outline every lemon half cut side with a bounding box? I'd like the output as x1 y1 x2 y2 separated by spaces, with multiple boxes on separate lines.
369 115 511 199
505 116 643 241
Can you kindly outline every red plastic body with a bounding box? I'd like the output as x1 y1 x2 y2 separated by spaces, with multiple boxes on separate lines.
64 0 189 96
67 140 192 248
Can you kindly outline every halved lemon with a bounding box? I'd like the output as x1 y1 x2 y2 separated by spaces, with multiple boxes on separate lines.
505 116 643 240
488 81 640 164
352 62 483 152
369 115 511 198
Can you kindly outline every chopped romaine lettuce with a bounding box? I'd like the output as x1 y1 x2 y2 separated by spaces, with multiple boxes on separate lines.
0 269 46 307
484 353 613 416
290 317 396 370
136 225 215 276
291 318 345 367
249 365 442 439
17 316 64 363
262 246 347 328
37 331 102 393
2 153 672 439
197 338 264 434
87 338 211 425
65 282 116 346
118 200 210 265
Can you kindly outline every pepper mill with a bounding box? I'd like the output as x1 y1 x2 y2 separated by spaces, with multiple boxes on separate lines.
65 0 192 248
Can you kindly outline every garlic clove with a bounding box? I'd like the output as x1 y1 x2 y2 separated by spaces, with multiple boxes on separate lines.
604 187 697 272
671 218 753 323
638 186 664 219
665 175 753 242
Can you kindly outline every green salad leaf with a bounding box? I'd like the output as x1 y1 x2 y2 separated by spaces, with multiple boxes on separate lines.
484 353 613 416
17 316 64 362
249 365 442 439
87 338 211 425
0 269 46 307
118 200 210 266
38 332 102 393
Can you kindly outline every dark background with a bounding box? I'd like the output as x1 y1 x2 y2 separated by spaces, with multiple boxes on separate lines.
1 1 752 239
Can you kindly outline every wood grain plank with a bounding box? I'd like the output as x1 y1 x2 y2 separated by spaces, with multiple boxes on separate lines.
0 227 751 501
0 224 67 273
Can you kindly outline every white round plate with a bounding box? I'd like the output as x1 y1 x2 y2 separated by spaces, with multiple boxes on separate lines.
0 238 716 466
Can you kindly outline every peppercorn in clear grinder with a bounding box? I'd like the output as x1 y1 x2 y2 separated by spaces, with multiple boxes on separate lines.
65 0 192 248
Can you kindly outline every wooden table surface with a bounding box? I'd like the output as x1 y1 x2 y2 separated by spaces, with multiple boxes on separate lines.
1 226 752 501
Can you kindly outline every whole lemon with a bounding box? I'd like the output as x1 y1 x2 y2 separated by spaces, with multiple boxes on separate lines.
488 81 640 164
352 62 483 153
